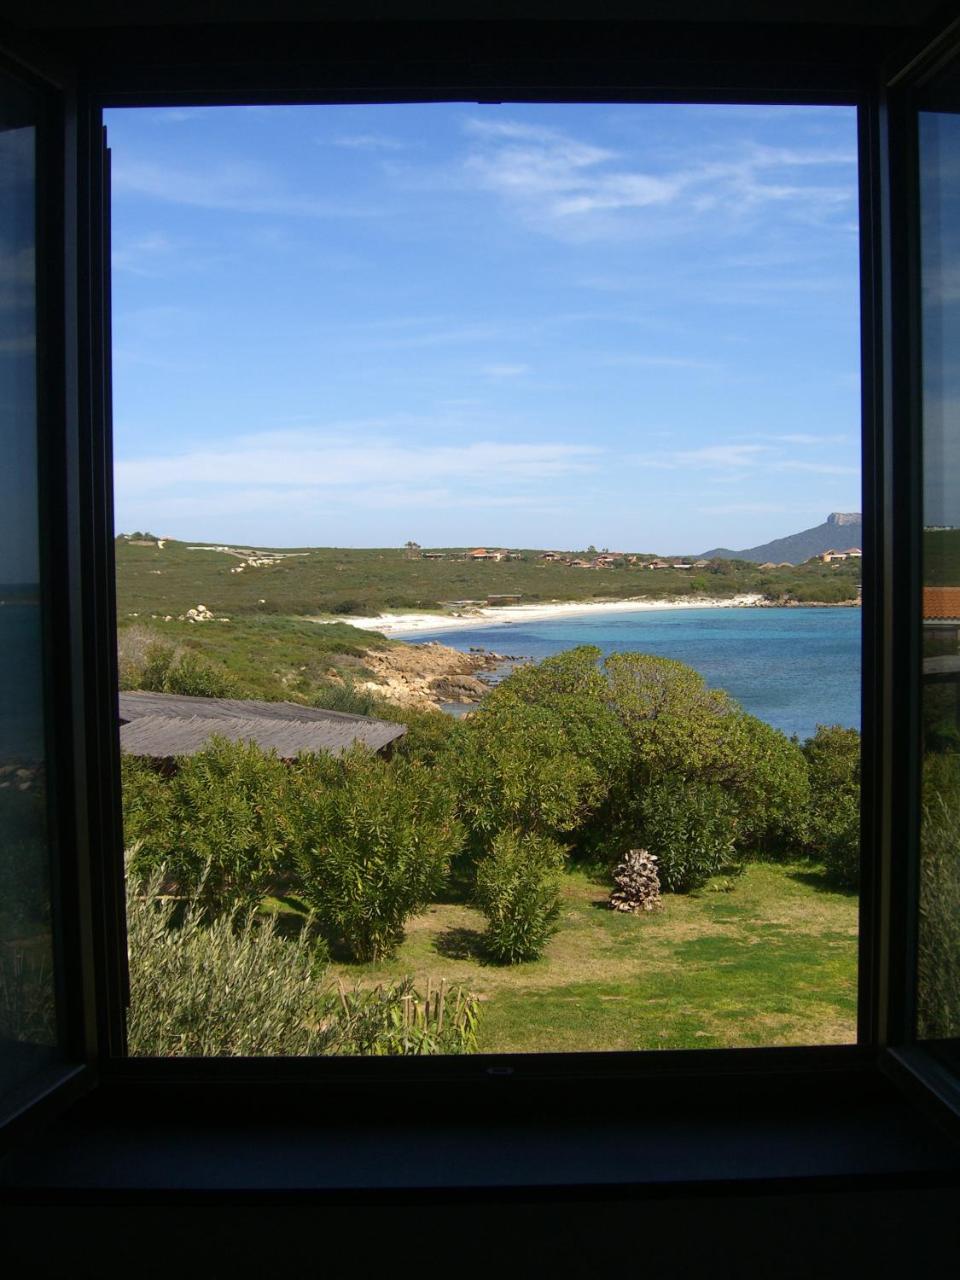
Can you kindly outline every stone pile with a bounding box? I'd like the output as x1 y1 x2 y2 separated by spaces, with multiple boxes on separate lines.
609 849 662 913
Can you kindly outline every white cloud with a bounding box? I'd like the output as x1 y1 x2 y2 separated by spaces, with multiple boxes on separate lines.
332 133 410 152
115 431 603 499
457 117 856 242
112 159 376 219
482 363 530 378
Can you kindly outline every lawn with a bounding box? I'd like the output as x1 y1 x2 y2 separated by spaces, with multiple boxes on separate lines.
305 860 858 1053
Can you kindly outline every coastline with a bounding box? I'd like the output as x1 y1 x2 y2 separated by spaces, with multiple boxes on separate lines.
323 593 770 637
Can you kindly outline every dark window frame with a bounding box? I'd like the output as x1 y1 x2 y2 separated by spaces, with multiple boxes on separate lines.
3 14 960 1174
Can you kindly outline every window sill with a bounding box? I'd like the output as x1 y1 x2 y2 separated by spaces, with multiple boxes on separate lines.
1 1062 958 1201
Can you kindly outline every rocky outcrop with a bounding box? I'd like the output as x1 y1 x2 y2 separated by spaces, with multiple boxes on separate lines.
358 640 510 710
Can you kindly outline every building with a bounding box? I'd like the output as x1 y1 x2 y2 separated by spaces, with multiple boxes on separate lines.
118 691 406 761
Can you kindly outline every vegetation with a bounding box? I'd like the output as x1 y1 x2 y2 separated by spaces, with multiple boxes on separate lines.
326 862 857 1052
801 725 860 888
119 640 863 1052
125 740 295 918
115 535 861 622
126 868 479 1056
918 753 960 1039
117 616 394 707
294 748 463 961
632 780 739 893
475 830 567 963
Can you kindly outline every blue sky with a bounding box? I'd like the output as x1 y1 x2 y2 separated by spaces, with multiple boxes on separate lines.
106 102 861 554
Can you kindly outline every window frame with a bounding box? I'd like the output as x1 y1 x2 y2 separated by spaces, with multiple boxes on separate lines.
4 13 960 1152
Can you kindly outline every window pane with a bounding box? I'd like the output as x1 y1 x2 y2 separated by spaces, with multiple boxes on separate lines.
0 74 59 1098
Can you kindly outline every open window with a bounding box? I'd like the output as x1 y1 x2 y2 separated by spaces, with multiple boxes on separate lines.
1 9 960 1167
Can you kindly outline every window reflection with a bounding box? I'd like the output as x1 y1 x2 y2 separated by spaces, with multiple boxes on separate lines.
919 103 960 1039
0 76 58 1099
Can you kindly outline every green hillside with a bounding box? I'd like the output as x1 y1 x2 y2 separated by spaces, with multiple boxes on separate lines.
115 537 862 621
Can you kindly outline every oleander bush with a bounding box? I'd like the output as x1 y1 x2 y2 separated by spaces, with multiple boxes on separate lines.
475 829 567 964
124 738 295 917
802 724 860 887
633 779 740 893
294 747 463 961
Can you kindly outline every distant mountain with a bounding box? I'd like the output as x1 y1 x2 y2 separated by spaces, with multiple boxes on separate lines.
699 512 862 565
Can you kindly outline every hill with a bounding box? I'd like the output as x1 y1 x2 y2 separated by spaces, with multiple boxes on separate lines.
700 512 862 565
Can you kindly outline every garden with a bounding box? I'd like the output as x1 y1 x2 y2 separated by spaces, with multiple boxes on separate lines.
121 646 863 1056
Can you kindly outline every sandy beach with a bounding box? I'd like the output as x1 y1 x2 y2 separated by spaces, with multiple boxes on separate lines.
328 594 765 637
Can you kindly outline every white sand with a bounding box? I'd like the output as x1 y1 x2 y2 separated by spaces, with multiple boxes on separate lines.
321 594 765 637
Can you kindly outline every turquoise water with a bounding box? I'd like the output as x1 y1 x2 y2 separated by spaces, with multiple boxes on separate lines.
409 606 861 742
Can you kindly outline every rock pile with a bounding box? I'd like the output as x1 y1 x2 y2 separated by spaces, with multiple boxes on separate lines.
609 849 662 913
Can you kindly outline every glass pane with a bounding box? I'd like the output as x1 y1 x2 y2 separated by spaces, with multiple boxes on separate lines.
0 74 59 1098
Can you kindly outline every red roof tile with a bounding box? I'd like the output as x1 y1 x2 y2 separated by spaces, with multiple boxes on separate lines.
923 587 960 619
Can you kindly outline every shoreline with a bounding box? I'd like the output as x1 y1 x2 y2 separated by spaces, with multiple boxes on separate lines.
320 593 778 637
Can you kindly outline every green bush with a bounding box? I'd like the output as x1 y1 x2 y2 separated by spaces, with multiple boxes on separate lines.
294 748 463 961
131 640 237 698
454 702 602 851
126 868 479 1056
602 653 809 857
635 779 740 893
918 752 960 1038
125 738 294 917
474 829 566 963
802 724 860 887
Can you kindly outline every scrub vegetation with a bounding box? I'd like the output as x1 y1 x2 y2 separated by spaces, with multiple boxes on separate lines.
115 536 862 621
122 645 861 1054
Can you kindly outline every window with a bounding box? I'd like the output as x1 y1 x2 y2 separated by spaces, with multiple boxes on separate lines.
107 100 862 1058
1 9 960 1174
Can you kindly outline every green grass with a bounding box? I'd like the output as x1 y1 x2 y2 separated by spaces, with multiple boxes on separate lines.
271 861 858 1053
115 537 862 621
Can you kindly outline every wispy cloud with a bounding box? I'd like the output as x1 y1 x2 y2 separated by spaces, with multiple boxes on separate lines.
600 353 722 371
331 133 410 152
639 442 858 478
116 430 603 498
482 363 530 378
112 159 377 218
458 117 856 242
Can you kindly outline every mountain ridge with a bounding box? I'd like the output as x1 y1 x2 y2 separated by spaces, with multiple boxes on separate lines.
699 512 862 565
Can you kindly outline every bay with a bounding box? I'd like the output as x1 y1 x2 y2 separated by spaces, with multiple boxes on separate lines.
409 605 861 742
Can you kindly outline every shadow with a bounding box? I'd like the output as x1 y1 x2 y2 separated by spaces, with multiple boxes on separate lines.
433 925 487 962
787 867 859 898
589 897 616 911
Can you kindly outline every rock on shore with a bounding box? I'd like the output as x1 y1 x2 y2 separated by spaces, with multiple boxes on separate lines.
358 640 507 710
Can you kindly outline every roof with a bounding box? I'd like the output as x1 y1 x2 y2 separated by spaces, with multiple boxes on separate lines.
923 587 960 621
118 691 406 758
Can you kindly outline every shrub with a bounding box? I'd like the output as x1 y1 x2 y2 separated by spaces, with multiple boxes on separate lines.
802 724 860 887
454 702 602 852
390 705 464 767
126 638 237 698
474 829 566 963
124 738 294 917
634 779 739 893
126 868 480 1056
917 753 960 1038
294 748 463 961
126 869 331 1056
603 653 809 857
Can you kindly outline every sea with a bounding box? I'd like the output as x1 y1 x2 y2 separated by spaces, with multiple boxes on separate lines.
409 606 861 743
